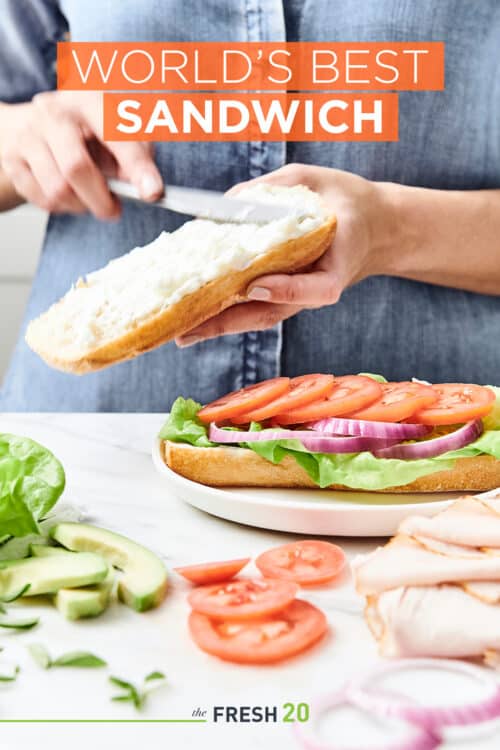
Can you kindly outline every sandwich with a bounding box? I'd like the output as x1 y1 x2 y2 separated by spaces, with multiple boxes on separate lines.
159 374 500 493
25 184 336 374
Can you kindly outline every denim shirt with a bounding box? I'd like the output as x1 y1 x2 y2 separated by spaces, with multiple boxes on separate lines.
1 0 499 412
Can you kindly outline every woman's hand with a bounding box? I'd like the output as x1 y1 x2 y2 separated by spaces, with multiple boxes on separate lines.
0 91 163 219
177 163 396 346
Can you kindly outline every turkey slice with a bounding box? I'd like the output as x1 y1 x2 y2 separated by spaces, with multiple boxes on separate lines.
353 534 500 595
400 496 500 547
413 535 483 558
462 581 500 604
369 584 500 659
478 496 500 516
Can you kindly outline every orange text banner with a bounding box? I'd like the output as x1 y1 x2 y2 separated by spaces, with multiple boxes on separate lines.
103 93 399 142
59 42 444 92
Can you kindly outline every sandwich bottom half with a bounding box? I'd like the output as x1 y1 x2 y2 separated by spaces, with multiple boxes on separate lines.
162 441 500 494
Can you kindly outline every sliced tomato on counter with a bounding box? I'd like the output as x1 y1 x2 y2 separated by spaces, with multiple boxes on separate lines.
197 377 290 424
175 558 250 585
189 599 327 664
347 381 438 422
256 540 346 586
232 374 335 424
188 578 298 621
412 383 495 425
276 375 382 425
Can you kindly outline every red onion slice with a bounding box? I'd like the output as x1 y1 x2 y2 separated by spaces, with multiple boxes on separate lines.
209 423 398 454
372 420 483 459
346 658 500 730
297 434 399 454
294 689 441 750
295 659 500 750
308 417 432 441
210 423 323 444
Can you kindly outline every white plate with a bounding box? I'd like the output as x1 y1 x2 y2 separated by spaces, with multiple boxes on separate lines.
152 438 460 536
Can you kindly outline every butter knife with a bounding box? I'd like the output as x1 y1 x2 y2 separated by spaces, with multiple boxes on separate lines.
107 178 304 224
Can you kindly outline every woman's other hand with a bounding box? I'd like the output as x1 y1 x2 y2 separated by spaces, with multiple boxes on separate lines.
177 163 396 347
0 91 163 219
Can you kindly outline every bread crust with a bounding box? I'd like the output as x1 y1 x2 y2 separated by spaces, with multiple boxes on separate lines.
26 216 336 374
162 441 500 494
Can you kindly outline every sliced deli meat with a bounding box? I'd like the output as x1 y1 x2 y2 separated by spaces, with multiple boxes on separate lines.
353 534 500 596
477 491 500 515
354 488 500 664
412 535 484 558
400 495 500 548
462 581 500 604
367 584 500 659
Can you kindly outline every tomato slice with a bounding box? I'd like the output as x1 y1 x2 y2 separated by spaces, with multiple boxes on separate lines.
175 558 250 585
412 383 495 425
188 578 298 621
347 381 439 422
255 540 346 586
189 599 327 664
232 374 335 424
197 378 290 424
276 375 382 425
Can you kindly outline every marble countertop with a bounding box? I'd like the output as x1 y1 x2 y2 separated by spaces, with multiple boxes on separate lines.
1 413 499 750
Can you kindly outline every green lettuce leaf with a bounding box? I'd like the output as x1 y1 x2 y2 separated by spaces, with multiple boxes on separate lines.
357 372 388 383
483 386 500 432
158 397 214 447
159 389 500 491
0 435 65 538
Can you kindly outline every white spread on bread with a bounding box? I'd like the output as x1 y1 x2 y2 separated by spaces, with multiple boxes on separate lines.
34 184 328 354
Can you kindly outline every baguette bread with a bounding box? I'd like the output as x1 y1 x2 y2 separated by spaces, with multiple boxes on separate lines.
26 184 336 374
162 440 500 493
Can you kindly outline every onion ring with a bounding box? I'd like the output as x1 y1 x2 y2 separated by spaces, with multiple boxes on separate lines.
293 688 441 750
345 658 500 730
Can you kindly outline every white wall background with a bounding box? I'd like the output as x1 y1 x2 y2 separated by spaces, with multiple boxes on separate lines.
0 206 46 383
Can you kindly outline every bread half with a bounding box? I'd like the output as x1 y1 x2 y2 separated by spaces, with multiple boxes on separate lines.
26 185 336 374
162 441 500 494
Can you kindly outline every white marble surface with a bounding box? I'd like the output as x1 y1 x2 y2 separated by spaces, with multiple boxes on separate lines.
0 413 499 750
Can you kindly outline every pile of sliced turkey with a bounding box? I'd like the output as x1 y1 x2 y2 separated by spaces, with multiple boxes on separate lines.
352 489 500 664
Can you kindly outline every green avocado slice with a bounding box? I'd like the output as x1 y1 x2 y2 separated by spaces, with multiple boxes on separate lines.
49 523 168 612
30 545 115 620
0 550 108 599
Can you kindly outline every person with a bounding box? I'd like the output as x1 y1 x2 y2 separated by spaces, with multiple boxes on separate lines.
0 0 499 413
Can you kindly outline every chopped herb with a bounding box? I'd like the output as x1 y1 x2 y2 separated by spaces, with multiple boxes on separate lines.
28 644 51 669
0 665 20 682
110 671 167 711
144 670 166 682
0 584 31 603
110 677 142 709
0 614 39 630
52 651 107 668
28 644 106 669
0 585 37 628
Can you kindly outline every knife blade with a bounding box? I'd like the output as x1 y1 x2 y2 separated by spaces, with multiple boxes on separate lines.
107 178 306 224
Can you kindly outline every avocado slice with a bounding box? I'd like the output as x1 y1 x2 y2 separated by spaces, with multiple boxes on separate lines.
29 544 65 557
0 550 108 599
55 570 114 620
50 523 168 612
30 545 115 620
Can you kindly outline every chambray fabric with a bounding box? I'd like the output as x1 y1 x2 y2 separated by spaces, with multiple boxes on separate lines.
0 0 499 412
